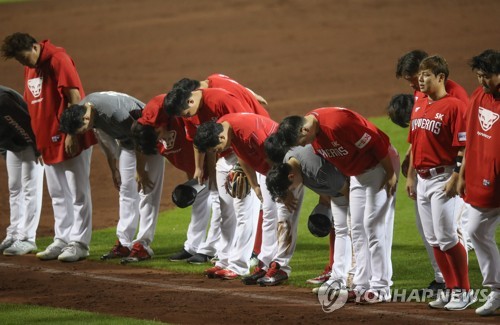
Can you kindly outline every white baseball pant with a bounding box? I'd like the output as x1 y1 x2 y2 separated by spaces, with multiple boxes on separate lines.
5 148 44 242
215 153 260 275
467 205 500 292
44 147 93 246
350 146 399 297
329 195 352 285
194 189 222 257
184 184 221 256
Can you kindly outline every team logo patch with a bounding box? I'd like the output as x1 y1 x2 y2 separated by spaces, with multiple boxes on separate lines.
457 132 466 142
483 179 491 187
160 130 177 150
28 77 43 98
478 107 499 132
355 133 371 149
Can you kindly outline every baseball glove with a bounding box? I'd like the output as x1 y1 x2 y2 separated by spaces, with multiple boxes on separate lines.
225 163 251 199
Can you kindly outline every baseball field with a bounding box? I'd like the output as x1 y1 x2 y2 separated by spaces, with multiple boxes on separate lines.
0 0 499 324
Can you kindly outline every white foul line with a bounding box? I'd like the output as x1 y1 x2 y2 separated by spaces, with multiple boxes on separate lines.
0 262 485 325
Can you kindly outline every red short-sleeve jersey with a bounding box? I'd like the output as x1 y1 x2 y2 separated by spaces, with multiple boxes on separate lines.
207 74 270 118
218 113 278 175
140 94 195 175
463 87 500 208
306 107 391 176
23 40 96 164
413 79 468 106
184 88 253 141
408 95 466 169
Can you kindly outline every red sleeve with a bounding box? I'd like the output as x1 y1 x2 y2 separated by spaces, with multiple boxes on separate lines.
183 117 198 141
51 52 84 97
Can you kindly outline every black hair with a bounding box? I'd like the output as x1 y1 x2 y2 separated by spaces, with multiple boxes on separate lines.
1 32 37 59
265 163 293 202
130 121 158 155
193 121 224 153
172 78 201 92
59 104 87 134
277 115 305 147
469 49 500 74
396 50 429 78
163 87 192 116
387 94 414 128
264 132 290 164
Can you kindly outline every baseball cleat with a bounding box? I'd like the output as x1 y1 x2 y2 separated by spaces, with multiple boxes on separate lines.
168 248 192 262
101 240 130 260
58 241 89 262
3 240 37 256
241 267 266 285
214 268 239 280
204 266 223 278
444 289 478 310
476 292 500 316
120 242 151 264
257 262 288 286
36 239 67 261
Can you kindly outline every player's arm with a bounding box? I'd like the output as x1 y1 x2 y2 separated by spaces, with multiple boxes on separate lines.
405 151 417 200
193 145 206 185
62 87 82 157
401 144 411 178
135 150 154 193
444 147 464 197
246 87 268 106
94 129 121 190
379 152 397 196
457 148 466 196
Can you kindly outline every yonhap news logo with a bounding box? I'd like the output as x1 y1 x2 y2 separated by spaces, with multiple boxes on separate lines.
317 286 492 313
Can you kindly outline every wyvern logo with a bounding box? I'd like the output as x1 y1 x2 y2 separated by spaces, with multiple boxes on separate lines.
478 106 499 132
28 77 43 98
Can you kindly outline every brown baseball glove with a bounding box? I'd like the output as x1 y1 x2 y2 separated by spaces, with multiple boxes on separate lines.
225 163 251 199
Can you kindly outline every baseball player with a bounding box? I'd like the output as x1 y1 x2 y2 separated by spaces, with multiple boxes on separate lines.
164 83 270 278
457 49 500 316
264 144 351 289
277 107 399 303
406 55 474 310
0 85 44 256
397 49 473 256
194 113 294 285
59 91 165 263
1 33 96 262
132 94 221 264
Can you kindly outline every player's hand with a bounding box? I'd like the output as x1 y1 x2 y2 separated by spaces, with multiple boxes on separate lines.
253 185 263 202
194 168 204 186
401 154 410 178
64 134 80 157
112 168 121 190
280 190 298 213
136 170 153 193
444 173 458 197
382 172 398 197
406 177 417 200
255 94 268 106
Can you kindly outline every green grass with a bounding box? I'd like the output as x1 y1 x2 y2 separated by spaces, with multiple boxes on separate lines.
0 303 163 325
21 116 500 320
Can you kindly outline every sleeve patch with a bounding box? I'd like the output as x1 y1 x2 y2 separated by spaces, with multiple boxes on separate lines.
458 132 466 142
355 132 372 149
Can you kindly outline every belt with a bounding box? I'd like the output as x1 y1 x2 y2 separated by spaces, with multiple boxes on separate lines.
416 166 446 179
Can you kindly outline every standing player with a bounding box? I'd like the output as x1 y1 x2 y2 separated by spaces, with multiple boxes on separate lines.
458 49 500 316
0 85 44 256
1 33 96 262
406 55 474 310
397 49 473 253
131 94 221 265
59 91 165 263
278 107 399 303
264 144 351 290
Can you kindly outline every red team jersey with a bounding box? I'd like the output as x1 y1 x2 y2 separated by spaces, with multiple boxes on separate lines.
23 40 96 164
184 88 256 141
464 87 500 208
307 107 391 176
218 113 277 175
139 94 196 176
408 95 467 169
207 74 270 118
